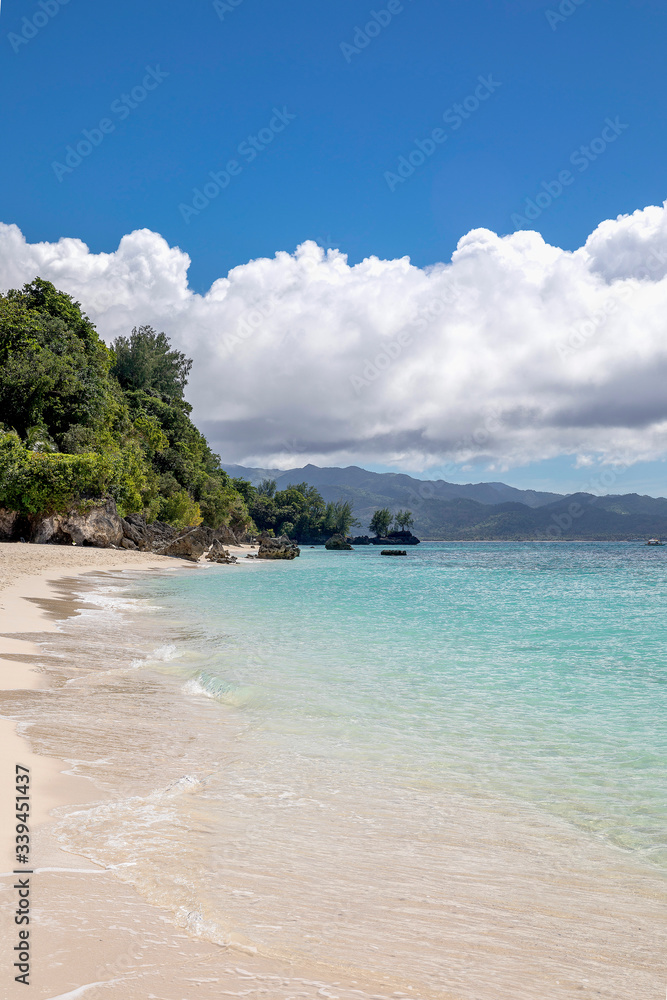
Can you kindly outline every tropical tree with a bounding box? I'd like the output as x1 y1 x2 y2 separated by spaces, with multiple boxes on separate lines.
369 508 392 537
393 509 414 532
324 499 358 537
111 326 192 401
0 282 254 530
257 478 277 497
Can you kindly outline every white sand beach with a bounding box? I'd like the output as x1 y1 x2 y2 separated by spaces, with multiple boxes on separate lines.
0 542 665 1000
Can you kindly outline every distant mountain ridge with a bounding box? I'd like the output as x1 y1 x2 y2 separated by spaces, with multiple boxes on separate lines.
222 463 667 540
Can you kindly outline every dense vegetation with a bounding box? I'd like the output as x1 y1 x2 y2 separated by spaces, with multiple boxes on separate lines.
0 279 251 530
0 278 360 542
369 507 414 536
232 477 357 542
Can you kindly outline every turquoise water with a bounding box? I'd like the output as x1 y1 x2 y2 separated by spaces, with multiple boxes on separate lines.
143 542 667 868
46 541 667 997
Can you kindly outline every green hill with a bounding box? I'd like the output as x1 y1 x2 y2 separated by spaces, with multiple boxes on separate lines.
0 278 251 532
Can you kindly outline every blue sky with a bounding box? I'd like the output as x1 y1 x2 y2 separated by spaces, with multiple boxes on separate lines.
2 0 667 494
2 0 665 286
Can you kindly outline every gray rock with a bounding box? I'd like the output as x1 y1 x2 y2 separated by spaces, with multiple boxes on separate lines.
154 526 214 562
206 539 237 564
30 499 124 548
31 515 60 544
256 533 300 560
213 525 238 546
121 514 177 551
62 500 125 547
0 509 20 541
325 534 353 550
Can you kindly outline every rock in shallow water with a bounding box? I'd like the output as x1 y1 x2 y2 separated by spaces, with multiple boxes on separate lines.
256 533 300 560
325 534 353 550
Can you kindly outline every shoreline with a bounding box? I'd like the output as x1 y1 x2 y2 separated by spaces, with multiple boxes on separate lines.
0 545 194 845
0 544 410 1000
1 543 665 999
0 545 272 1000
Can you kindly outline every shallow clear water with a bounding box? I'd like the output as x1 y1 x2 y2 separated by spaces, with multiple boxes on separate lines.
29 542 667 997
143 542 667 865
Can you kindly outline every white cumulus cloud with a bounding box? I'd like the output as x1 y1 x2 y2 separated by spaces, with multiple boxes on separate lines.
2 203 667 472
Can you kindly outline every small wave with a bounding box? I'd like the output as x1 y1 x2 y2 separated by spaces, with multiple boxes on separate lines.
183 671 257 708
130 643 180 669
74 586 160 615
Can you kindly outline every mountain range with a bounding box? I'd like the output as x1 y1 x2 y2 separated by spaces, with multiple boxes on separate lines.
222 463 667 541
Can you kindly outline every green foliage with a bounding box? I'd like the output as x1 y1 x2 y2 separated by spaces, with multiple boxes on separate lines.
323 499 357 536
393 509 414 531
257 478 277 497
0 282 112 444
0 279 253 531
244 480 356 542
153 473 202 528
111 326 192 401
133 412 169 453
369 508 392 537
0 431 146 516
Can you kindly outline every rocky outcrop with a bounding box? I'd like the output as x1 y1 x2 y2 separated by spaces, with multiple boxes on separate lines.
371 531 420 546
206 539 237 564
0 509 20 541
0 499 255 563
256 533 300 560
214 525 239 546
350 534 371 545
234 530 256 544
153 526 214 562
121 514 176 551
30 499 125 548
325 534 353 550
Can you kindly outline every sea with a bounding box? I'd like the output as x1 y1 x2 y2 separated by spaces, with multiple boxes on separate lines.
14 543 667 998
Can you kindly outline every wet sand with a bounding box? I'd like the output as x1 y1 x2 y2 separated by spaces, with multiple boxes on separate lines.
0 543 665 999
0 544 316 1000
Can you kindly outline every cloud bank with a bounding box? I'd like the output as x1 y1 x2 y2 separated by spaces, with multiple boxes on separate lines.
2 204 667 472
